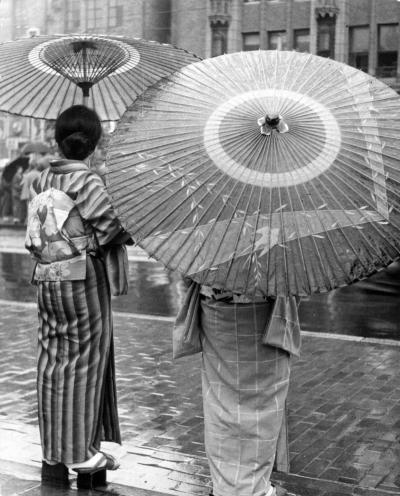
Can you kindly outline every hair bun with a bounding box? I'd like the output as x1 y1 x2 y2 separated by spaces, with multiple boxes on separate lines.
61 132 94 161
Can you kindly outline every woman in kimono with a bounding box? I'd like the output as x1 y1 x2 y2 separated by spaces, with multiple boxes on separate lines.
25 105 130 488
174 282 301 496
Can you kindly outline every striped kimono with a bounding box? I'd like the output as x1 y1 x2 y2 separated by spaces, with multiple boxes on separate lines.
25 159 123 465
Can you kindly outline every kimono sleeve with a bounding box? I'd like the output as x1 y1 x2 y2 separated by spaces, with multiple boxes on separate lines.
74 170 123 246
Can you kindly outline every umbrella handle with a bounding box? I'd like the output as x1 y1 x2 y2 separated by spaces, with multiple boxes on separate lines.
78 82 93 107
258 114 289 136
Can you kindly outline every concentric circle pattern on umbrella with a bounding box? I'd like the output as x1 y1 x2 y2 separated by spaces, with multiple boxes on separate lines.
106 50 400 296
0 34 200 121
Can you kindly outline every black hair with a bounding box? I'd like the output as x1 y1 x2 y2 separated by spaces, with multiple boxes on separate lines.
55 105 102 160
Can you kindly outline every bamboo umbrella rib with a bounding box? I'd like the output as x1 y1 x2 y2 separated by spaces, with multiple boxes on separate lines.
105 67 144 104
110 151 220 230
312 155 400 255
137 164 229 265
139 148 246 264
282 160 318 293
237 132 284 294
224 145 272 292
288 131 399 208
93 74 118 120
186 171 252 287
304 167 384 275
338 144 400 187
39 80 78 119
197 114 272 287
0 70 61 117
325 92 398 112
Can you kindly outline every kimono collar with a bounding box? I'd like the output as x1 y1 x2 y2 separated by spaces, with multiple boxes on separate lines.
50 159 89 174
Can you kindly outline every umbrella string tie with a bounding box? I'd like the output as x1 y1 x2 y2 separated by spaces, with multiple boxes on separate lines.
257 114 289 136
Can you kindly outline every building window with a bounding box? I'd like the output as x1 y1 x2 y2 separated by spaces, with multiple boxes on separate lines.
349 26 369 72
108 0 124 28
377 24 398 77
65 0 81 31
242 32 260 51
86 0 101 30
294 29 310 52
317 16 335 58
211 27 228 57
268 31 287 50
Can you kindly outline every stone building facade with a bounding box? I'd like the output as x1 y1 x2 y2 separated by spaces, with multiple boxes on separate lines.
1 0 399 83
169 0 400 91
0 0 399 158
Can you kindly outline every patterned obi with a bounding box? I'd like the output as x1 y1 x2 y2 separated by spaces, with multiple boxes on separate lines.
200 285 267 303
35 252 87 282
26 187 95 282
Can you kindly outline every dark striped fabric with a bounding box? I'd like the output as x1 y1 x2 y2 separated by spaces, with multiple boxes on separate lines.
32 160 122 247
33 160 122 464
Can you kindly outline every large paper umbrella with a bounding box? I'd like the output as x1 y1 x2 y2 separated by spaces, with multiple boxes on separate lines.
106 50 400 296
0 34 200 121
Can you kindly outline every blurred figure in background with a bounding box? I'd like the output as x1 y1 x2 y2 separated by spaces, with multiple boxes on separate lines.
20 154 51 224
11 165 24 224
0 168 12 220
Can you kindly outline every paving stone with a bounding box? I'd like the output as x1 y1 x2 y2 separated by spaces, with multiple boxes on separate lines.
1 301 400 495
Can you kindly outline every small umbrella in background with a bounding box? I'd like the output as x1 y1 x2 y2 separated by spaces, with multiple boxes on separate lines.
106 50 400 297
0 34 200 121
2 155 30 182
21 141 51 155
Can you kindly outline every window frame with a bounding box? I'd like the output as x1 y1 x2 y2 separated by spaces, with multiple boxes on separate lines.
242 32 260 51
268 30 287 51
348 25 369 72
377 23 398 77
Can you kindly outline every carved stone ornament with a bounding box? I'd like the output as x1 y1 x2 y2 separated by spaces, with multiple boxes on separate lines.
315 0 339 18
209 0 232 27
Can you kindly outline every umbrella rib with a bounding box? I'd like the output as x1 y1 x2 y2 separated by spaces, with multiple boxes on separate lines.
107 136 210 190
277 136 334 292
312 156 400 267
144 164 233 268
160 154 255 272
207 129 272 293
111 152 221 237
317 169 400 271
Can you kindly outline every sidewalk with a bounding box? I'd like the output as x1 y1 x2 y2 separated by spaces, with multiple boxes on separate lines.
1 300 400 496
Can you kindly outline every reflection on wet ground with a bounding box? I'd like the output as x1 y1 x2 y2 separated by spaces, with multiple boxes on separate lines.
0 252 399 339
0 252 185 316
300 262 400 340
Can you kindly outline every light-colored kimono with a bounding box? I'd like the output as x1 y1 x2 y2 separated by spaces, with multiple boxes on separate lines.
173 281 301 496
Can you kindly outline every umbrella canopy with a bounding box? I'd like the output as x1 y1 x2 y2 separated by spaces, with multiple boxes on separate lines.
106 50 400 297
0 34 200 121
21 141 51 155
2 155 29 182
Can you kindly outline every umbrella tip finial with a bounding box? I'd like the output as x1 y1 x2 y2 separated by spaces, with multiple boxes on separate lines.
258 114 289 136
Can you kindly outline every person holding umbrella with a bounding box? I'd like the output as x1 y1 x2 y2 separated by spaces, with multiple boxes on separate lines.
174 281 300 496
105 49 400 496
25 105 131 489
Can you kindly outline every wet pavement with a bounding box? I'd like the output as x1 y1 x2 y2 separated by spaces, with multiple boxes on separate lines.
1 227 400 496
1 300 400 495
1 246 400 339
